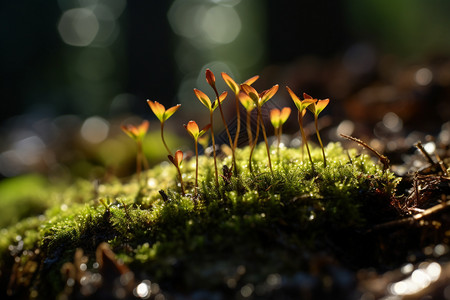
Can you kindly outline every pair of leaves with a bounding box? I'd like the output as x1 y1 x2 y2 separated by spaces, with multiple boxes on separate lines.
194 89 227 112
121 120 149 141
221 72 259 96
222 72 259 112
147 100 181 123
286 87 330 116
184 121 211 142
270 107 291 128
168 150 183 168
201 69 261 111
241 84 279 108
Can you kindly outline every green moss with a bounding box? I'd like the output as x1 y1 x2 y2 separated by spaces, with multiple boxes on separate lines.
0 142 400 299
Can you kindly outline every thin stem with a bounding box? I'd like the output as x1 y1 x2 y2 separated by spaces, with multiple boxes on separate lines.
136 141 142 181
233 94 241 150
249 109 261 174
246 110 253 147
210 110 219 187
142 150 149 171
314 116 326 167
258 108 273 175
177 166 185 196
194 141 199 197
161 122 172 156
298 111 315 173
213 89 237 175
140 140 149 183
277 126 281 160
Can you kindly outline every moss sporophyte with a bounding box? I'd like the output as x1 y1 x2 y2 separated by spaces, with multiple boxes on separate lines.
205 69 238 177
147 100 181 157
194 87 227 187
286 87 317 172
238 91 257 147
184 121 211 197
306 94 330 168
241 83 279 175
221 72 259 173
270 107 291 159
168 150 185 195
121 120 149 181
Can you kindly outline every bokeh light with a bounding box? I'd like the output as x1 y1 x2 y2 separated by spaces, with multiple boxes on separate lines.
201 6 241 44
58 8 99 47
80 116 109 144
415 67 433 86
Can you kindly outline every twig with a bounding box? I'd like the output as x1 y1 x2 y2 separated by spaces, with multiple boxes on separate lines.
340 134 390 171
372 200 450 231
415 141 435 164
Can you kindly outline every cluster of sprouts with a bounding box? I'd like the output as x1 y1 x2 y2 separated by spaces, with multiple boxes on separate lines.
122 69 330 197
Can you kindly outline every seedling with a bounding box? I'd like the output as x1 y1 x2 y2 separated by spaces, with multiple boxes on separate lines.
147 100 181 156
168 150 185 195
241 83 279 175
193 88 227 187
221 72 259 150
237 91 256 147
306 95 330 167
205 69 237 175
121 120 150 181
286 87 316 172
270 107 291 159
184 121 211 197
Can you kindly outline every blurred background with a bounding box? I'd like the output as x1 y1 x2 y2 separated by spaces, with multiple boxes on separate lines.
1 0 450 180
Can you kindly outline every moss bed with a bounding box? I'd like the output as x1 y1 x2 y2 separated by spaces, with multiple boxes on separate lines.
1 141 449 299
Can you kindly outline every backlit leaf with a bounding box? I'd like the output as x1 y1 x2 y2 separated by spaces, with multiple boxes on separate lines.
184 120 200 140
286 87 315 112
147 100 166 122
243 75 259 86
238 91 255 112
194 89 212 111
164 104 181 121
280 107 291 124
241 84 259 104
260 84 279 106
270 108 281 128
174 150 183 166
221 72 239 95
199 124 211 137
211 91 227 111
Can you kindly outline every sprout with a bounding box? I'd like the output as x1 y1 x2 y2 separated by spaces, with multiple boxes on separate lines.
205 69 236 175
286 87 316 172
168 150 185 195
184 121 211 197
270 107 291 159
221 72 259 151
241 83 279 175
307 95 330 167
238 91 256 147
147 100 181 156
194 88 227 187
121 120 150 182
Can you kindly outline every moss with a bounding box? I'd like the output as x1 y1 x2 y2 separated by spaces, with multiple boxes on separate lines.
0 174 51 228
0 142 400 299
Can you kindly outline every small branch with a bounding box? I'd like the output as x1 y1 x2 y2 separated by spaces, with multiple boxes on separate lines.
340 134 390 171
372 200 450 231
415 141 434 165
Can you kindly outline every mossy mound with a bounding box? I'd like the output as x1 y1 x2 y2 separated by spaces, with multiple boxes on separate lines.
0 142 400 299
